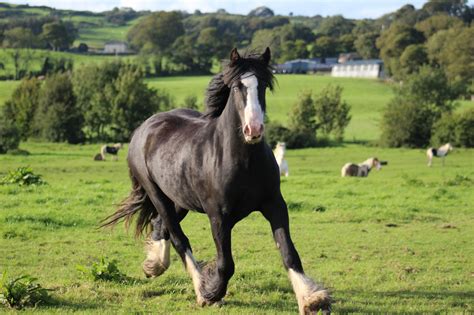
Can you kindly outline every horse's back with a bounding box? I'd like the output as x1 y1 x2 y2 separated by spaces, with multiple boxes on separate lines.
341 163 358 177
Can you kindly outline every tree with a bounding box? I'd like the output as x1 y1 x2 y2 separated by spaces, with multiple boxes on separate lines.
34 73 84 143
107 65 171 141
337 34 355 53
41 21 77 51
318 15 355 37
73 62 121 141
6 49 34 80
286 91 318 148
74 62 173 141
380 66 456 147
354 32 380 59
2 78 41 139
435 25 474 96
311 36 337 59
2 27 38 48
376 22 424 77
171 35 213 74
313 85 351 142
415 14 463 39
127 11 184 54
399 44 428 77
422 0 473 22
431 108 474 147
0 116 20 154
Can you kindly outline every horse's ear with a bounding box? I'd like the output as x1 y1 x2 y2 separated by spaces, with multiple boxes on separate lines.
262 47 271 65
230 48 240 64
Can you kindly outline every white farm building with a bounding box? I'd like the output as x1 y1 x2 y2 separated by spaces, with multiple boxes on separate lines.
331 60 384 79
103 41 129 54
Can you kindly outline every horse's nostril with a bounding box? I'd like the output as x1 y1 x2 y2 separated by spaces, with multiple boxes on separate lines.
244 125 251 136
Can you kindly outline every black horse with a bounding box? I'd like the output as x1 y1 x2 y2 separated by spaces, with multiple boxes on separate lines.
102 48 331 314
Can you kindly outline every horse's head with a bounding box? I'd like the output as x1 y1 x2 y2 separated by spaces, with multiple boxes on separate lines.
276 142 286 152
372 157 382 170
226 47 273 144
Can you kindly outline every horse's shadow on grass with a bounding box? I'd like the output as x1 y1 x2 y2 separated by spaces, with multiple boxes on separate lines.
44 296 101 311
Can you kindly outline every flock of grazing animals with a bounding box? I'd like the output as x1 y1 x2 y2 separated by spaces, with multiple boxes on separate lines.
94 142 453 177
272 142 454 178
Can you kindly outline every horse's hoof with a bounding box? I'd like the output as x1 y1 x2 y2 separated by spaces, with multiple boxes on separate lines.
301 289 331 315
142 260 168 278
197 297 224 307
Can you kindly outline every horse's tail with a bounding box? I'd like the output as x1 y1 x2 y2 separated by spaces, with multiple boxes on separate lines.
100 171 157 237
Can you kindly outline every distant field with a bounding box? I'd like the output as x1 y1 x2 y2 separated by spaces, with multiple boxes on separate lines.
72 18 141 50
1 73 472 142
0 49 136 78
0 142 472 313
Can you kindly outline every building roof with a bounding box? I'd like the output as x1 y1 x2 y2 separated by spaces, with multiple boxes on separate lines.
336 59 383 66
104 41 128 46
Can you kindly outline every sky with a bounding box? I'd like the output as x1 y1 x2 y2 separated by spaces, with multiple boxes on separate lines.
5 0 464 19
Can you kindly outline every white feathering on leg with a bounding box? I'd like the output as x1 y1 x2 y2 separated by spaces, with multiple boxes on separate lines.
288 269 330 314
185 250 205 306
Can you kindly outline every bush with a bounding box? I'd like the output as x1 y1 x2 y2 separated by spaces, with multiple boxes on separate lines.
34 72 84 144
0 271 50 309
431 108 474 147
1 78 41 140
0 119 20 154
74 62 173 142
313 85 351 142
77 257 127 283
0 167 46 186
380 97 435 147
265 122 292 148
265 122 317 149
380 66 457 147
183 94 199 110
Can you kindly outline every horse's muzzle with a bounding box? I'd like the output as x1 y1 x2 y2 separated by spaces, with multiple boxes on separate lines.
243 123 264 144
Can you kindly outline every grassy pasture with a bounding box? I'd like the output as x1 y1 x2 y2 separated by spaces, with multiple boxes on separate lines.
0 142 473 313
0 49 135 79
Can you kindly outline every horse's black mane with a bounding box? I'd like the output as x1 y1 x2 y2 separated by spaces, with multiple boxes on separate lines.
204 52 275 118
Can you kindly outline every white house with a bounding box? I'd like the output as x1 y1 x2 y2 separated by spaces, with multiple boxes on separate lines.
103 41 129 54
331 60 384 79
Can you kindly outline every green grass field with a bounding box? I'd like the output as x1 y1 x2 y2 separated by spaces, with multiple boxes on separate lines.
0 143 472 313
0 49 136 79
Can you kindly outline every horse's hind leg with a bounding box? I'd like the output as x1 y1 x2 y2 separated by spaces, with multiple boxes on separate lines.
262 195 331 314
143 207 188 278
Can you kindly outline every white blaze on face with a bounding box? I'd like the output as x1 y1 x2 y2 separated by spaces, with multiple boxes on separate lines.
241 73 264 140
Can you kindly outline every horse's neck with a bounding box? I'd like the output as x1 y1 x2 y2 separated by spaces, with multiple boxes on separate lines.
359 159 372 169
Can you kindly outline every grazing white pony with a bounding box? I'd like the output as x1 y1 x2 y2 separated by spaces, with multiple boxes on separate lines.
427 143 453 167
341 157 381 177
273 142 289 177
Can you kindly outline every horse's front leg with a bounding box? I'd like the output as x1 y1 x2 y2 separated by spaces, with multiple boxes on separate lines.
200 214 234 305
262 196 331 314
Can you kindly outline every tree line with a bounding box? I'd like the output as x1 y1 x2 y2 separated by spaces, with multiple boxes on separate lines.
0 62 173 153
